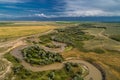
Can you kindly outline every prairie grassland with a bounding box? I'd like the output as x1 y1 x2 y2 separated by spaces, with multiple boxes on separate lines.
84 28 103 36
0 22 56 26
105 26 120 35
83 27 120 51
78 23 120 80
62 49 120 80
0 26 56 40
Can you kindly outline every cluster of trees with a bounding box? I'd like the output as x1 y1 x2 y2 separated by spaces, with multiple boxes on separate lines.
43 62 84 80
64 62 81 73
39 33 54 44
72 74 84 80
45 43 60 48
5 52 86 80
52 27 94 50
48 71 55 80
0 22 13 26
64 62 84 80
91 48 105 54
80 24 107 29
38 26 94 51
80 23 95 28
22 46 63 65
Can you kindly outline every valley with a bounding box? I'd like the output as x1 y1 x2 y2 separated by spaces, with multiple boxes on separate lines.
0 22 120 80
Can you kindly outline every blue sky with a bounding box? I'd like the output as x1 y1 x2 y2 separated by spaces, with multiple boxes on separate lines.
0 0 120 18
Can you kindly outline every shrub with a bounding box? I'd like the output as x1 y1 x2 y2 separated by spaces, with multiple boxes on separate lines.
92 48 105 54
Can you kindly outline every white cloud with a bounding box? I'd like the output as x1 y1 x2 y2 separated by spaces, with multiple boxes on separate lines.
34 13 57 18
35 13 48 17
64 10 109 17
61 0 120 16
0 13 13 18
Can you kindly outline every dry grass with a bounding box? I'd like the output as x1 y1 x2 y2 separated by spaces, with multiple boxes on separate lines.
83 28 120 51
0 26 56 39
62 49 120 80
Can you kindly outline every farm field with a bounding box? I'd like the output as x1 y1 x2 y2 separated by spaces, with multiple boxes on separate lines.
0 22 120 80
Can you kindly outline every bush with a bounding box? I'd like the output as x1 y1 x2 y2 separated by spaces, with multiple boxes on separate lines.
72 74 84 80
48 71 55 80
92 48 105 54
4 53 20 66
